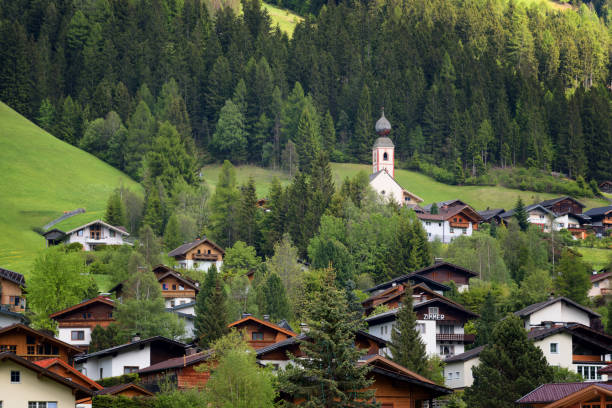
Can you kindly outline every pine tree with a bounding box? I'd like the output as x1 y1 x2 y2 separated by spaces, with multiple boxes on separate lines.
474 291 498 347
142 186 165 236
353 84 372 162
606 301 612 335
554 250 591 305
295 103 321 174
321 110 336 153
389 287 428 375
210 160 241 248
37 98 55 133
454 158 465 185
514 197 529 232
259 272 291 321
197 275 229 348
211 100 248 162
238 177 260 247
278 270 377 407
164 213 183 250
464 315 553 408
194 265 218 343
104 191 126 227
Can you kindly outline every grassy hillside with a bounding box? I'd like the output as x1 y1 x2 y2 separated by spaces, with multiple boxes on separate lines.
263 2 303 37
201 163 609 210
575 247 612 271
0 102 142 275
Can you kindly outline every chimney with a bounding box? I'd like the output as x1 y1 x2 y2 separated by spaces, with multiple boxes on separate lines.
131 333 141 343
263 315 270 321
241 313 252 319
299 323 309 334
185 347 198 356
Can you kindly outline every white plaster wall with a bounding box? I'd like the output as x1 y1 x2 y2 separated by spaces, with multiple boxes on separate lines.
57 327 92 347
589 278 611 298
369 171 404 205
175 305 195 315
258 359 293 371
165 298 195 308
528 302 591 328
0 360 77 407
67 225 126 251
373 147 394 178
444 360 467 389
178 260 223 271
422 220 473 243
77 344 151 380
421 320 438 356
534 332 573 369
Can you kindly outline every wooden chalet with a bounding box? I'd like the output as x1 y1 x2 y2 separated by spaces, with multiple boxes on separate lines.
168 237 225 271
138 350 214 390
49 295 115 350
157 269 199 308
363 281 457 316
366 273 450 297
540 196 586 215
517 382 612 408
411 261 477 292
228 315 297 349
415 200 483 243
35 357 103 406
0 267 26 312
0 323 83 364
600 181 612 194
477 208 507 225
584 205 612 236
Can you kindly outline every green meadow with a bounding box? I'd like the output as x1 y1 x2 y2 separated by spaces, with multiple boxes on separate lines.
262 2 303 37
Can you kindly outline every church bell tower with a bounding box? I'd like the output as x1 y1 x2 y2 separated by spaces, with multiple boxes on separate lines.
372 108 395 178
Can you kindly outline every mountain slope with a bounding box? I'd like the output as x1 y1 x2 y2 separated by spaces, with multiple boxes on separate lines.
0 102 142 274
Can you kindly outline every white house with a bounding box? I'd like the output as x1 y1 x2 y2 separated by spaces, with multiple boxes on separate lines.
168 301 196 339
168 237 224 271
368 110 423 207
75 336 187 380
589 271 612 298
43 219 130 251
514 296 600 330
415 200 483 243
0 307 27 328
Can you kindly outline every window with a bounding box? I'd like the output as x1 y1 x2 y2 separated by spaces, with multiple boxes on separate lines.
439 325 454 334
426 222 431 226
207 249 211 254
162 283 168 290
462 228 467 234
28 403 58 408
77 229 83 237
383 152 388 161
381 190 386 195
252 332 264 341
170 300 175 307
450 228 454 233
172 284 177 290
108 312 113 318
100 368 104 379
594 282 599 288
416 323 426 334
180 300 186 305
109 230 115 238
447 371 453 380
179 285 184 290
124 366 139 374
439 345 455 356
428 307 439 315
577 365 603 380
27 345 35 355
453 218 457 222
549 343 558 354
0 345 16 353
10 370 20 383
71 330 85 341
455 371 460 379
438 222 442 227
90 224 101 239
9 296 20 306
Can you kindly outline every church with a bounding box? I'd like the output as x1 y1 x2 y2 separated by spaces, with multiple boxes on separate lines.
368 110 423 207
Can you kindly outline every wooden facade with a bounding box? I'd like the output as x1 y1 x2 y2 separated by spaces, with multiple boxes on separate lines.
412 262 477 287
0 324 83 363
228 315 296 349
50 296 115 330
170 239 224 262
158 272 198 301
518 383 612 408
35 358 102 391
0 268 26 312
138 351 214 390
599 181 612 194
542 197 585 215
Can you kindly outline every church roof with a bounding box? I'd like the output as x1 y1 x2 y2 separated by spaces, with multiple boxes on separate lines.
373 137 394 149
375 109 392 135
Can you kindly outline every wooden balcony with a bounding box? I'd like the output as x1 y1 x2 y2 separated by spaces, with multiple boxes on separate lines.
19 354 61 362
572 354 606 363
161 290 196 299
449 222 470 228
192 254 219 261
436 333 474 342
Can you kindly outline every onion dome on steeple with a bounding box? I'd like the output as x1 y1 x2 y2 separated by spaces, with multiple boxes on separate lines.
375 107 391 136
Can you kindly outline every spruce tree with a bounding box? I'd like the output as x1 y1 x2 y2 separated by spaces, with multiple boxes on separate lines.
238 177 259 247
514 197 529 232
389 287 428 375
278 270 376 407
554 249 591 305
464 315 553 408
195 266 229 348
194 265 218 343
295 103 321 174
606 300 612 335
104 191 126 227
474 291 498 347
210 160 241 248
163 213 182 250
353 84 373 162
259 272 291 321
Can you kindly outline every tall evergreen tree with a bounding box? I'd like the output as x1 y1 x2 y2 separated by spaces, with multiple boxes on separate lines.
258 272 291 321
104 191 126 227
352 84 373 162
163 213 183 250
194 265 219 343
389 287 428 375
295 103 321 174
211 99 248 162
210 160 241 248
464 315 553 408
514 197 529 232
278 270 377 407
554 250 591 305
197 275 229 348
238 177 260 248
474 291 498 347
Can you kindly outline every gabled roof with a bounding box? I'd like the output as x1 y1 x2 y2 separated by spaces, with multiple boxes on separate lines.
0 324 83 356
500 203 555 219
416 201 483 223
75 336 187 362
366 271 451 294
477 208 506 221
41 228 66 239
138 351 213 374
34 357 103 390
65 219 129 236
539 196 586 209
514 296 600 319
96 382 154 396
527 323 612 352
228 315 297 338
0 267 26 287
49 296 114 319
365 297 478 326
0 352 93 399
158 270 199 291
591 271 612 283
444 345 485 363
412 261 478 279
168 237 225 257
0 307 28 324
584 205 612 217
516 382 612 405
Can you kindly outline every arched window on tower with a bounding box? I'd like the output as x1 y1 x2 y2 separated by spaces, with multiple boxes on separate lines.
383 152 388 161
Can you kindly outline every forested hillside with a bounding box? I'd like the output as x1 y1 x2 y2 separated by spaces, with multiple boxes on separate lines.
0 0 611 186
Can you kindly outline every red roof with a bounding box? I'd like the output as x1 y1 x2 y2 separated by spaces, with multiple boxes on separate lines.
34 358 103 390
516 383 602 403
49 296 114 319
138 351 213 374
599 364 612 374
228 315 297 337
590 271 612 283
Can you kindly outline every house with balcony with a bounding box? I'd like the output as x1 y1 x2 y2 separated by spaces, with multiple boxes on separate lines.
42 219 130 251
415 200 483 243
227 315 297 350
0 323 83 364
49 296 115 351
589 271 612 298
0 267 26 313
584 205 612 237
364 288 478 360
168 237 224 271
514 296 602 331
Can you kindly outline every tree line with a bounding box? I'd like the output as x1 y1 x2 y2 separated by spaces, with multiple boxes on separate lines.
1 0 611 185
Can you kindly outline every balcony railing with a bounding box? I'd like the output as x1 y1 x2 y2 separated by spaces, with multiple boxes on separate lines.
19 354 61 362
192 254 219 261
436 333 475 342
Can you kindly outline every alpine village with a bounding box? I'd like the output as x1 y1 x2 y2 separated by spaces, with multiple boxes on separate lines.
1 0 612 406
